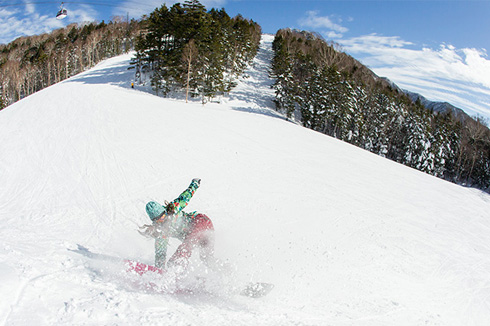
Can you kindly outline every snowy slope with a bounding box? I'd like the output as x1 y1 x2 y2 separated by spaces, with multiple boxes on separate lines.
1 35 490 326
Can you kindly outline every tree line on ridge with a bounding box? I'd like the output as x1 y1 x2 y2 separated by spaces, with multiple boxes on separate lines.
270 28 490 191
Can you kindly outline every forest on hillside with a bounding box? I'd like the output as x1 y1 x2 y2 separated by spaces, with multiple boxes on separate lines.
131 0 261 102
0 18 142 109
0 0 260 108
270 28 490 191
1 4 488 191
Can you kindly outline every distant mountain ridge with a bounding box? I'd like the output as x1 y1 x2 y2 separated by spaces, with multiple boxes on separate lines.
404 90 472 122
378 77 472 122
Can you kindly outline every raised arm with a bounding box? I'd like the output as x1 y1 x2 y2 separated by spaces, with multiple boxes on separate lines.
167 179 201 214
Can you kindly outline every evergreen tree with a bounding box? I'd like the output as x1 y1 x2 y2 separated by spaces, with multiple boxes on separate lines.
133 0 260 101
270 35 296 118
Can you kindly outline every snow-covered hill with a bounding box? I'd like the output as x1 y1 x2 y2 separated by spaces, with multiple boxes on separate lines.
1 35 490 326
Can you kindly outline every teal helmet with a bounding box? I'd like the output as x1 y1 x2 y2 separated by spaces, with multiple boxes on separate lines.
146 201 166 221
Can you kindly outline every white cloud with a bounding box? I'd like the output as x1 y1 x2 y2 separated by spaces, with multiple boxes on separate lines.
0 8 16 19
24 0 36 15
67 4 98 23
325 31 344 39
338 33 490 120
0 12 61 44
200 0 227 7
114 0 158 18
0 3 104 44
299 10 348 37
341 33 413 50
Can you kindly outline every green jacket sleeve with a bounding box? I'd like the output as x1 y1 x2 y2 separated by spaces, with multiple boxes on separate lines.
155 236 168 268
169 180 200 214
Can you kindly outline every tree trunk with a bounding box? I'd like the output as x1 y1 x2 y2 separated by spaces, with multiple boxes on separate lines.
186 60 191 103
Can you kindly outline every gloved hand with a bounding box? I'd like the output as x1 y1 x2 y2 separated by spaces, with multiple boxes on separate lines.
138 224 161 238
192 178 201 185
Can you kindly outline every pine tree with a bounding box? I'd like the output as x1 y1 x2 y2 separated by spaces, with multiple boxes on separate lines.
270 35 296 117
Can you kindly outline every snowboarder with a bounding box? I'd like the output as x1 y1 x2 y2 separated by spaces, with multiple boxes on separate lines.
139 179 215 271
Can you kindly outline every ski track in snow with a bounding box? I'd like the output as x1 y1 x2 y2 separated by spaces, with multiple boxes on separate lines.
1 34 490 325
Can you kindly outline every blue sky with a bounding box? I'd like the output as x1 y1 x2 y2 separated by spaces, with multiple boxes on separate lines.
1 0 490 122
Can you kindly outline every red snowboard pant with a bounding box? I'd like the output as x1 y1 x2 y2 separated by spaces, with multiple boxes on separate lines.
167 214 215 268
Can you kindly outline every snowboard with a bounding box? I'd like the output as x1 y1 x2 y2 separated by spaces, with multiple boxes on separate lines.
71 245 274 298
125 259 274 298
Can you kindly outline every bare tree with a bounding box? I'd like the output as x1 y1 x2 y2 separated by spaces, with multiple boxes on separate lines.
464 116 490 181
182 39 198 103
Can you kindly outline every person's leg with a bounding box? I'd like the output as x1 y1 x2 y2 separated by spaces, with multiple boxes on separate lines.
198 230 215 262
167 214 215 268
193 214 216 266
167 240 193 269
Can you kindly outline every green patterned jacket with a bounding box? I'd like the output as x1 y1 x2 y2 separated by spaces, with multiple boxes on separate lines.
154 180 200 268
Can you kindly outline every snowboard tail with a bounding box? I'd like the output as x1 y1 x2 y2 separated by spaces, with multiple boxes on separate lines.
240 282 274 298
